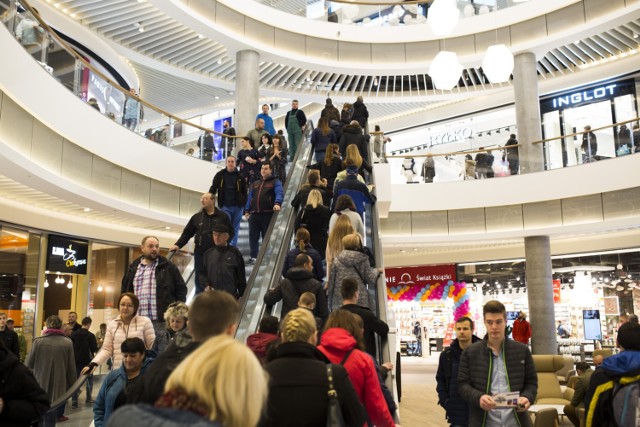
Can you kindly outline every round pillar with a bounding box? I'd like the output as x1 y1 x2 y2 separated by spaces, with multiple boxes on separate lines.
234 50 260 155
525 235 557 354
513 52 544 174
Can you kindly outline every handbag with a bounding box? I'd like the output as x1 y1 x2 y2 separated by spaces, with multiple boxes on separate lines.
326 364 347 427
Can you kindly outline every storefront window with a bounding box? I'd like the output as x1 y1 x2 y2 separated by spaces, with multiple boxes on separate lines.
0 225 41 357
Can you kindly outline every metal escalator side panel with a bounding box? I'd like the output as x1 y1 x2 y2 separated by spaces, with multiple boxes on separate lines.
234 122 316 342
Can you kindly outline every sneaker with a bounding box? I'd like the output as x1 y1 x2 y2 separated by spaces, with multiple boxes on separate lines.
247 257 256 265
57 416 69 422
71 402 78 409
85 398 93 404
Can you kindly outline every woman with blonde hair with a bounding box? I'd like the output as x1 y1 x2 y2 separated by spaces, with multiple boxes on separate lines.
325 215 355 285
327 233 382 310
281 227 324 280
263 308 365 427
294 189 331 257
309 143 343 193
151 302 189 355
334 145 372 188
106 335 267 427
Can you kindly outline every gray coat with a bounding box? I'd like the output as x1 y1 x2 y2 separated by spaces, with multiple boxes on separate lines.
26 330 77 403
457 338 538 427
328 250 380 311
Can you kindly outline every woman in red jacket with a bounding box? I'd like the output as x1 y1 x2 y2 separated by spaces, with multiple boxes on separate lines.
512 311 532 344
318 309 395 427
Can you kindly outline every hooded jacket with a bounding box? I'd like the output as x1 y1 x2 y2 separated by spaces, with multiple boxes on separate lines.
0 346 50 427
584 350 640 427
263 267 328 325
121 255 187 322
318 328 395 427
246 332 278 363
94 357 152 427
512 318 532 344
321 103 341 123
457 337 537 427
435 336 481 426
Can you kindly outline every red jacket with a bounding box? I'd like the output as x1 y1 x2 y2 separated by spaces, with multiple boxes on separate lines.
318 328 395 427
246 332 278 364
512 318 532 344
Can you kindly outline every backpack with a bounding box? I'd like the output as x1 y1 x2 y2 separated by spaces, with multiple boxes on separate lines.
611 374 640 427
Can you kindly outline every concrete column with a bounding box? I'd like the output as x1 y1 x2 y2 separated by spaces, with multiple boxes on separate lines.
525 235 556 355
513 52 544 174
235 50 260 155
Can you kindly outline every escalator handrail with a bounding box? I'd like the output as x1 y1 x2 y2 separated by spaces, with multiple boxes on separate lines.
37 371 90 424
234 122 316 339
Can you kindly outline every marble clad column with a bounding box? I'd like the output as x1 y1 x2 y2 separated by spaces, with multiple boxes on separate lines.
234 50 260 155
525 235 557 354
513 52 544 174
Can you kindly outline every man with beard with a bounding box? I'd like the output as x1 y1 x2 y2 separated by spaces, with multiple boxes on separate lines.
170 193 233 294
122 236 187 334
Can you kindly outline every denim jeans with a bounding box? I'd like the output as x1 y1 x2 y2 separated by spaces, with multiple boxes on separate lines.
221 205 244 247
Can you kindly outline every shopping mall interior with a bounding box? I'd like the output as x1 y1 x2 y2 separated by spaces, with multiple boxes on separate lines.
0 0 639 425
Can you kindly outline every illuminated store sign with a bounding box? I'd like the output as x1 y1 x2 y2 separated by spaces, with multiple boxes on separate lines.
46 234 89 275
551 84 617 109
427 127 473 146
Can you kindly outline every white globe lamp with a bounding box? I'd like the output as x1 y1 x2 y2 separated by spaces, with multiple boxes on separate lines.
482 44 514 83
429 51 463 90
427 0 460 36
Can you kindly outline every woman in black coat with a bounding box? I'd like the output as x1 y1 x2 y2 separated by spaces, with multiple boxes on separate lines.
262 309 366 427
0 341 50 427
294 189 331 259
339 121 367 161
309 143 343 196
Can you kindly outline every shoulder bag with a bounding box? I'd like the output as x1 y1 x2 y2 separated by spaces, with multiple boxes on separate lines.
326 364 347 427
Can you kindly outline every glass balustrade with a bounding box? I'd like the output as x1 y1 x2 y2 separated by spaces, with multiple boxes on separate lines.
2 0 232 165
256 0 529 27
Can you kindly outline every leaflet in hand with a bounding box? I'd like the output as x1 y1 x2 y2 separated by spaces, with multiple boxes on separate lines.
493 392 520 408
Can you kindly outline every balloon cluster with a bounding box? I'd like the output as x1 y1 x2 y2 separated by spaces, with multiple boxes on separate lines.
387 280 471 320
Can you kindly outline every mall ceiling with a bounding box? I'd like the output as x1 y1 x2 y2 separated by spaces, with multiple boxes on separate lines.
33 0 640 122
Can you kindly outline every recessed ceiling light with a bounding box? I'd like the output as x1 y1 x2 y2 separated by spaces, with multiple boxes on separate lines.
165 226 171 230
214 96 219 99
83 208 91 212
198 34 204 39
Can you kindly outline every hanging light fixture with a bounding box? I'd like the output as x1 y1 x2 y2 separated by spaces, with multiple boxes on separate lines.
44 278 50 288
429 51 463 90
427 0 460 36
97 283 103 292
482 44 514 83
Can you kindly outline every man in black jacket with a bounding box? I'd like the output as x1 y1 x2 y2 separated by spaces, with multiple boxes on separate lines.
458 300 537 427
199 224 246 299
209 156 247 247
127 290 239 405
264 254 328 327
170 192 233 294
71 317 97 407
122 236 187 333
436 316 481 426
0 312 19 359
340 277 388 359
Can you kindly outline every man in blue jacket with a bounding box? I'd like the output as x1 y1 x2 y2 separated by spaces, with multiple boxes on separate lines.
436 316 481 426
244 162 283 264
256 104 276 136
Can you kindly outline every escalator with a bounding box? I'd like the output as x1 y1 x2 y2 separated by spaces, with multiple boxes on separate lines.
234 123 316 340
